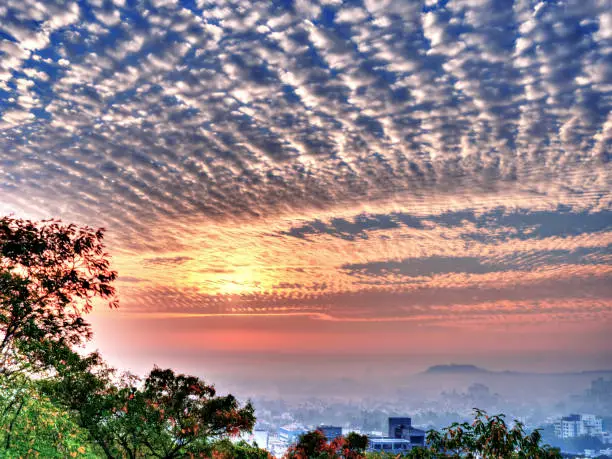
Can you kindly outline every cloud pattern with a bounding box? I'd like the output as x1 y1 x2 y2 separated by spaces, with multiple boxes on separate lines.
0 0 611 335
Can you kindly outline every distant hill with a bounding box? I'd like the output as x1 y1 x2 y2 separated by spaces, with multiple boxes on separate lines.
424 364 489 374
422 364 612 377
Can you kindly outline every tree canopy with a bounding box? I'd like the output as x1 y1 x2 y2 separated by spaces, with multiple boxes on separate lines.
0 217 117 373
425 408 562 459
287 430 369 459
0 372 101 457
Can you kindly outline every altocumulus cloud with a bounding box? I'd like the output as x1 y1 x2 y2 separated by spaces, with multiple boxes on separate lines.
0 0 611 325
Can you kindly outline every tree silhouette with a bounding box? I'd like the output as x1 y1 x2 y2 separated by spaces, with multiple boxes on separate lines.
0 217 117 373
344 432 369 458
286 430 330 458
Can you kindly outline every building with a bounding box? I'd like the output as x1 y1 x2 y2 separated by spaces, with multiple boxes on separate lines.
252 430 270 450
241 429 269 449
389 417 412 439
267 436 289 458
554 414 604 439
388 416 426 447
580 414 604 436
318 425 342 440
586 378 612 403
368 437 412 454
366 416 426 453
406 427 426 447
278 424 307 444
555 414 581 438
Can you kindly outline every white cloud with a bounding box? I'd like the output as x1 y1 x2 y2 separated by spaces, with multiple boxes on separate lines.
335 7 369 24
0 0 608 243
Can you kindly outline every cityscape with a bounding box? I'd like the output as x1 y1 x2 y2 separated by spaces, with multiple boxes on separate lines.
237 411 612 458
238 367 612 457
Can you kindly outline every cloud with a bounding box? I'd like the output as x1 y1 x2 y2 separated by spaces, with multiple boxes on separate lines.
342 256 506 278
0 0 609 234
342 246 611 278
115 273 612 327
281 207 612 244
0 0 610 339
143 256 193 266
118 276 147 283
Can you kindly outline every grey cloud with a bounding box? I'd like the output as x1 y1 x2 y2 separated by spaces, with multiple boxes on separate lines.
341 245 612 277
282 207 612 242
143 256 193 266
342 246 612 278
342 256 501 278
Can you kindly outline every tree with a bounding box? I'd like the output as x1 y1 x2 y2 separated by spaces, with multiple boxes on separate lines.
0 217 117 373
286 430 369 459
48 365 257 458
366 450 436 459
426 408 562 458
134 367 256 457
207 439 272 459
36 345 120 458
344 432 369 458
286 430 331 458
0 216 261 458
0 372 100 457
0 216 118 456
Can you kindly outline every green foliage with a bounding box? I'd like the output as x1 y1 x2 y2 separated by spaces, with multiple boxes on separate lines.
46 364 256 458
37 346 123 458
366 449 436 459
426 408 562 458
0 216 119 457
208 439 273 459
287 430 330 458
0 216 262 459
128 366 256 458
0 373 100 457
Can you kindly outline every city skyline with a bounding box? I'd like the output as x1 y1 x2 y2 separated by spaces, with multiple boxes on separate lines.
1 0 611 385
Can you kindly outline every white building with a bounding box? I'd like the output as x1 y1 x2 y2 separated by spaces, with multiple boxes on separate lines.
554 414 603 439
278 424 307 444
579 414 604 436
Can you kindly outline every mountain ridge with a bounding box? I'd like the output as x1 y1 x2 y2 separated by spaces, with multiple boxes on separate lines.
422 364 612 377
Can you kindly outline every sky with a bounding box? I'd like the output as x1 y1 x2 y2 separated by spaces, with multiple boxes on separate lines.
0 0 611 393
